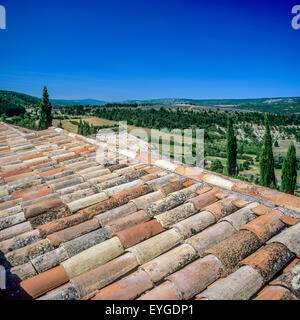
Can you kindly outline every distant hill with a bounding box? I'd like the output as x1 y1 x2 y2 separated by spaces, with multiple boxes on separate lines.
51 99 107 106
0 90 41 105
125 97 300 107
1 90 300 114
124 97 300 114
0 91 107 107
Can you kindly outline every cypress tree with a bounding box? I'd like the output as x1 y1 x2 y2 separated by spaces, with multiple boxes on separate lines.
78 119 83 135
259 114 276 188
281 142 297 194
38 86 52 130
226 116 237 176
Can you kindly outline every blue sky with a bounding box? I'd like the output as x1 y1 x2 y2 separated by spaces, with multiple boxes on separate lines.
0 0 299 101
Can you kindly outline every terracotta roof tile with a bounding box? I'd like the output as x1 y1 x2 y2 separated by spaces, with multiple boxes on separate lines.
173 210 216 239
111 184 153 206
155 202 198 228
139 281 181 300
231 199 249 208
47 218 100 247
280 215 300 226
268 222 300 257
127 229 183 265
61 237 124 278
197 265 263 300
78 197 119 220
187 188 220 211
174 166 204 181
145 183 203 217
37 211 88 238
67 192 109 213
108 210 150 234
186 221 236 257
159 179 188 196
72 252 138 298
5 239 53 266
241 210 285 243
141 244 197 283
0 221 33 242
61 228 110 259
4 171 37 183
195 187 212 195
0 229 41 254
24 199 64 219
204 197 239 220
241 243 293 282
270 261 300 298
183 180 194 187
95 202 138 226
92 270 153 300
31 246 69 273
20 153 44 162
129 190 164 210
219 203 258 231
9 262 37 284
38 283 81 300
38 166 68 177
115 219 165 248
254 285 299 300
20 265 69 299
206 230 262 275
0 168 32 180
145 168 157 174
167 255 225 299
251 204 273 216
283 258 300 272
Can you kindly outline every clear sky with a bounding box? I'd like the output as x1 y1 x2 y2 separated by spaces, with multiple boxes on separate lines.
0 0 299 101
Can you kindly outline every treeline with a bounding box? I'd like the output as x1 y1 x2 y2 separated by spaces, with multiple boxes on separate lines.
213 114 298 195
75 119 119 136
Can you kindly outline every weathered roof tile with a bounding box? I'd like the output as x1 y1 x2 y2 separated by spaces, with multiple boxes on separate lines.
20 265 69 299
72 252 138 298
92 270 153 300
116 219 165 248
197 265 263 300
254 285 299 300
206 230 261 275
167 255 225 299
241 210 285 243
241 243 293 282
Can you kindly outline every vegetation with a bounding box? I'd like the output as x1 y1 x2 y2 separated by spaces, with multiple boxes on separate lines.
210 159 224 174
281 143 298 194
259 114 276 188
226 116 237 176
1 89 300 195
38 86 52 130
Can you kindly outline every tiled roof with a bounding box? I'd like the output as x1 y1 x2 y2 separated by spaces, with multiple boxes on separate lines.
0 122 299 300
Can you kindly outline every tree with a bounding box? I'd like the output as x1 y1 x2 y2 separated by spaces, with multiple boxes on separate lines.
38 86 52 130
210 159 224 174
281 142 297 194
274 140 279 147
259 114 276 188
243 160 251 171
78 119 83 135
0 113 7 122
226 116 237 176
